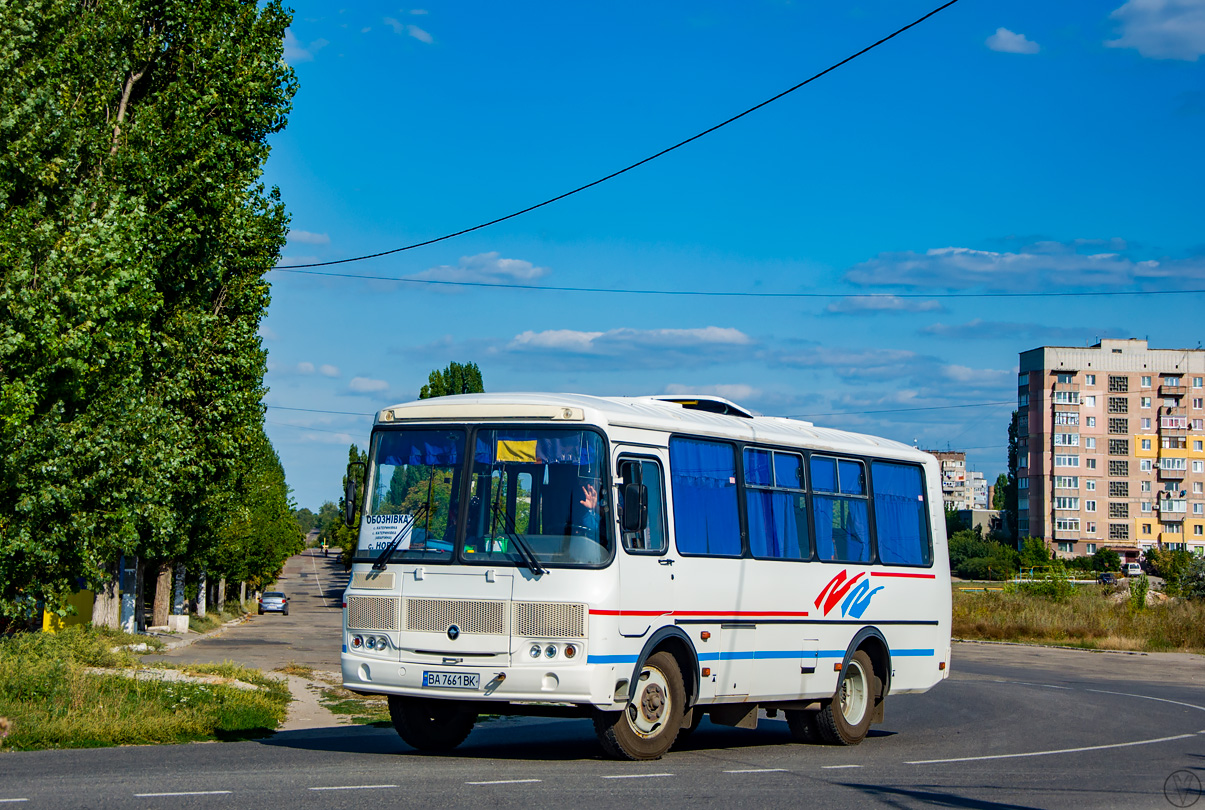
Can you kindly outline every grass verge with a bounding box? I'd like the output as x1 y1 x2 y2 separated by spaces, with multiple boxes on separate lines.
953 587 1205 653
0 627 290 751
316 676 391 726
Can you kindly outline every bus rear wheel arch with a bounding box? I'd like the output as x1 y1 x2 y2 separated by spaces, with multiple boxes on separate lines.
814 649 877 745
594 650 686 760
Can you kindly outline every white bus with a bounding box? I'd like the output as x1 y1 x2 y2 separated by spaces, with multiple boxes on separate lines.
341 393 951 760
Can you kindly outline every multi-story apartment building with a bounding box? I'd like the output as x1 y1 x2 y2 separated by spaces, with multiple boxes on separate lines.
929 451 971 511
969 470 990 509
1018 338 1205 560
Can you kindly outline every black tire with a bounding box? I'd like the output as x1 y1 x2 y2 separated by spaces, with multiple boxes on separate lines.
814 650 875 746
258 608 263 615
388 696 477 752
784 709 822 743
282 608 288 616
594 651 685 760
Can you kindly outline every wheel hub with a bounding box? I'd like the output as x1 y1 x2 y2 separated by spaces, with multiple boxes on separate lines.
640 683 666 722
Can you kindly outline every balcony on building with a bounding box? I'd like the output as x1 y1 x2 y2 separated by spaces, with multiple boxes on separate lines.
1052 528 1080 541
1160 384 1187 397
1158 466 1187 481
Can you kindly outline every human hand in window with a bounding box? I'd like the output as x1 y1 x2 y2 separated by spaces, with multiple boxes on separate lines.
579 484 598 511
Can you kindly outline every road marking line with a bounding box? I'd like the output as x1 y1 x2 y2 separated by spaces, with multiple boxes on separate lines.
309 552 334 609
308 785 398 791
822 765 863 769
0 800 29 804
1086 688 1205 714
466 779 542 785
907 733 1196 765
602 773 674 779
724 768 786 773
134 791 233 797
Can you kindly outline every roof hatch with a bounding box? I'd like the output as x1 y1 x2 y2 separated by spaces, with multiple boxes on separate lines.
650 395 755 419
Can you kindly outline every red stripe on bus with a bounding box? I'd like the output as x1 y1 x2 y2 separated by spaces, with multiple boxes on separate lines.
871 572 936 579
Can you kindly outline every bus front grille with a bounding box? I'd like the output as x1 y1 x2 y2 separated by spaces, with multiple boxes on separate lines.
512 601 587 639
406 599 507 635
347 596 400 631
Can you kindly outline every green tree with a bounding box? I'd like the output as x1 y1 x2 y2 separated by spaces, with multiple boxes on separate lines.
1092 546 1121 573
419 361 485 399
1018 537 1050 570
0 0 295 618
1004 411 1020 544
947 529 1018 580
992 473 1008 510
294 508 319 537
320 444 368 568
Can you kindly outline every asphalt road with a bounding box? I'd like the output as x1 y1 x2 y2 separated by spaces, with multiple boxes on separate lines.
4 554 1203 809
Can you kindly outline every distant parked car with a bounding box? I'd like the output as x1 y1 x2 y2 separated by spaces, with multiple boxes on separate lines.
259 591 288 615
1098 572 1116 586
1123 562 1143 578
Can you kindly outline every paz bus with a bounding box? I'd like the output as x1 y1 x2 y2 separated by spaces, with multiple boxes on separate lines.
340 393 951 760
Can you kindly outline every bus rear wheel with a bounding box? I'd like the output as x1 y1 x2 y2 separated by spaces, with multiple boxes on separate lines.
785 709 822 743
388 696 477 752
593 651 685 760
815 650 875 746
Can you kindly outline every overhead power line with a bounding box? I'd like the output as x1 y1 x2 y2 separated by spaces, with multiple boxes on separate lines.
270 269 1205 300
273 0 964 271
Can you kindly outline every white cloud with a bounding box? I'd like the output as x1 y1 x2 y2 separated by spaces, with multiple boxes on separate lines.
663 383 762 402
283 30 313 62
776 346 920 377
825 295 944 314
297 362 316 374
289 230 330 245
299 431 357 445
986 27 1040 54
940 365 1013 385
412 251 550 286
1106 0 1205 61
319 364 340 377
383 17 404 34
349 377 390 393
258 325 278 341
410 9 429 14
922 319 1130 343
408 25 434 43
361 26 371 33
842 242 1204 291
509 326 752 355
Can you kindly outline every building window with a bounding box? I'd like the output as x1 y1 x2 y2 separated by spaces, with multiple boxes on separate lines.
1195 377 1203 388
1141 523 1152 535
1164 522 1184 535
1109 376 1129 393
1084 395 1097 407
1086 416 1096 427
1086 542 1097 553
1142 417 1151 430
1109 502 1129 518
1110 524 1130 540
1195 460 1205 473
1195 503 1204 515
1054 476 1079 488
1055 412 1080 426
1054 433 1080 447
1108 418 1128 435
1086 374 1097 386
1142 480 1152 492
1194 420 1204 431
1195 481 1203 494
1055 455 1080 468
1054 391 1080 405
1162 457 1188 471
1019 372 1028 385
1087 458 1097 469
1056 542 1074 553
1141 376 1152 387
1109 480 1129 497
1141 397 1152 408
1055 497 1080 510
1142 439 1152 450
1109 439 1129 455
1087 521 1097 533
1086 437 1097 449
1019 453 1028 469
1195 398 1204 410
1166 376 1181 387
1086 479 1096 491
1055 518 1080 532
1085 500 1097 512
1165 398 1179 408
1164 436 1188 450
1141 501 1152 513
1196 525 1204 536
1019 391 1029 407
1019 477 1029 490
1140 459 1153 472
1056 372 1074 384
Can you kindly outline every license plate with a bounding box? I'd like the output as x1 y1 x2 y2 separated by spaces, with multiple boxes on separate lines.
422 671 481 689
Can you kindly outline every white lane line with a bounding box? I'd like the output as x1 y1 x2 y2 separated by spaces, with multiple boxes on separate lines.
134 791 233 797
822 765 863 769
466 779 542 786
308 785 398 791
601 773 674 779
724 768 786 774
0 800 29 804
907 733 1196 765
1086 688 1205 714
309 552 334 609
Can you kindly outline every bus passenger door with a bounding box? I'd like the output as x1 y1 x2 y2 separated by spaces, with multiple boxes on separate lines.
615 453 675 637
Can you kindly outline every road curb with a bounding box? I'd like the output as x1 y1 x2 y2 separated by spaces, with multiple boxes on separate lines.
146 614 252 652
954 638 1153 656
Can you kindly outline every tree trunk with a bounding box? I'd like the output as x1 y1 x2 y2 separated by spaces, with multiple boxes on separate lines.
196 568 207 616
134 557 146 631
239 581 246 606
91 560 121 629
152 561 172 627
172 562 186 615
217 576 226 613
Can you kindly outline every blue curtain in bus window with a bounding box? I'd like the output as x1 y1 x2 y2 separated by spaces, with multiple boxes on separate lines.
811 456 837 492
379 430 463 466
744 448 772 486
775 453 804 489
872 461 930 565
748 489 807 559
814 495 870 563
670 438 741 556
838 460 865 495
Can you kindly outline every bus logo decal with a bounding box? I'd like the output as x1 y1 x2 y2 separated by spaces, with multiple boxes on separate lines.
815 569 883 618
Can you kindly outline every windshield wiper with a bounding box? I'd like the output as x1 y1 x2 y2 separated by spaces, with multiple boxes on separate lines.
372 503 429 571
488 495 546 576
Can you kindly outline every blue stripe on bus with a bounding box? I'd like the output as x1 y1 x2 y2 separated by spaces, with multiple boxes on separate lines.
587 648 934 666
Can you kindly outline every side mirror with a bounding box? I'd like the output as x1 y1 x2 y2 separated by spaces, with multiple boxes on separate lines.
344 462 366 527
621 482 648 533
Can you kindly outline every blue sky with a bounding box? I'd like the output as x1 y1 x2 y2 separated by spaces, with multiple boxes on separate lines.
261 0 1205 510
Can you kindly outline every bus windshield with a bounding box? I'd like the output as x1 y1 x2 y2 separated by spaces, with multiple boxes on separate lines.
462 428 611 568
360 428 465 562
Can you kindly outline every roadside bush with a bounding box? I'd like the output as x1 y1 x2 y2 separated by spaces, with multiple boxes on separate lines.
948 530 1018 580
1018 537 1051 569
1016 559 1074 602
1145 548 1195 595
1181 558 1205 600
1129 574 1149 612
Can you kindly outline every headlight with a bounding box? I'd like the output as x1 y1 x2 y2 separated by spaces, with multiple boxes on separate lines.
351 635 363 648
564 644 578 659
544 644 557 659
365 637 376 650
529 644 542 659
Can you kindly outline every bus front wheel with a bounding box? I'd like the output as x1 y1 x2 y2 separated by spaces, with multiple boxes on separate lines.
814 650 875 746
593 651 685 760
388 696 477 752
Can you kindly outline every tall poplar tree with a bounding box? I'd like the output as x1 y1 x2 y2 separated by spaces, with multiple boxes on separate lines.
0 0 296 620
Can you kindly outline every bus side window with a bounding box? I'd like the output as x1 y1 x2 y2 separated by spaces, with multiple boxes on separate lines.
619 458 666 553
